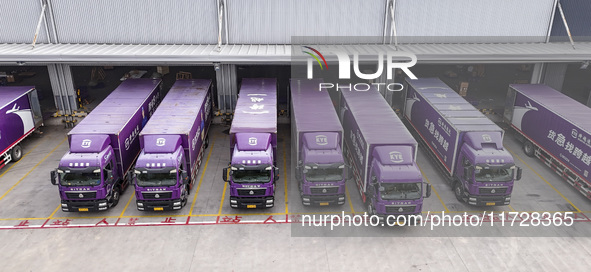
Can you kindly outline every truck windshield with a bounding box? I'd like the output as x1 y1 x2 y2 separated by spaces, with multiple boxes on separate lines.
137 172 177 187
380 183 421 200
60 171 101 186
305 167 343 182
232 169 271 183
475 168 513 182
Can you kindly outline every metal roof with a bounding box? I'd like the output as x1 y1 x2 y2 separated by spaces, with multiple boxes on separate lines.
1 42 591 64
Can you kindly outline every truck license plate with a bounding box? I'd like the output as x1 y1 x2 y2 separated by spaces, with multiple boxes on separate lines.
486 202 495 206
154 207 163 211
319 202 329 206
78 208 88 212
247 205 256 209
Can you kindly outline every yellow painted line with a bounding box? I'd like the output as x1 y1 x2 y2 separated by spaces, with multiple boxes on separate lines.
417 163 450 213
507 146 581 213
0 137 45 179
217 182 227 215
119 193 135 217
0 137 66 203
345 186 355 214
48 205 61 219
283 141 288 214
508 205 516 212
189 138 215 216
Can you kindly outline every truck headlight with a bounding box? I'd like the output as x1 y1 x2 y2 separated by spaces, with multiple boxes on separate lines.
302 198 310 202
266 199 273 203
98 202 108 207
339 197 345 201
230 200 237 204
61 204 68 208
173 201 181 206
137 202 143 207
469 197 477 202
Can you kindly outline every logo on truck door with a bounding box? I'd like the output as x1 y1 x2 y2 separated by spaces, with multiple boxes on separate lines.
248 137 257 146
81 139 92 148
156 138 166 146
482 134 492 142
389 151 404 163
315 135 328 146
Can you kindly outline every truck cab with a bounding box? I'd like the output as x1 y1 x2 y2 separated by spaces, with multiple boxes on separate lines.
364 145 430 220
51 135 123 212
454 131 522 206
296 132 346 205
134 135 189 211
224 133 278 209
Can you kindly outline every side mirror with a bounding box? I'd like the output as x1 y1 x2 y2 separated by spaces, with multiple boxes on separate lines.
463 167 473 181
425 184 432 198
516 167 523 181
344 167 351 180
222 168 228 182
274 167 279 181
50 170 58 185
181 170 189 182
106 169 114 183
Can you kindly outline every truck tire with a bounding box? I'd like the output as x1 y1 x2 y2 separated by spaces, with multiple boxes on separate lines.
10 145 23 162
110 187 121 208
454 182 465 203
523 141 535 157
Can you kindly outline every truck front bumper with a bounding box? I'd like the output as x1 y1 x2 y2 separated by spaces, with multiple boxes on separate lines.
302 194 345 206
137 199 183 211
61 199 108 212
230 196 274 209
467 194 511 206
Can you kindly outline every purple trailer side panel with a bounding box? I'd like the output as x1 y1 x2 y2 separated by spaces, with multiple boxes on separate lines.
68 79 161 176
340 87 418 193
509 84 591 181
139 79 212 179
0 87 35 155
230 78 277 157
405 78 503 175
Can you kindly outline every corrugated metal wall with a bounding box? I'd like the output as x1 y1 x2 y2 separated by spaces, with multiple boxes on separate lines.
0 1 49 43
550 0 591 41
227 0 387 44
394 0 556 43
51 0 218 44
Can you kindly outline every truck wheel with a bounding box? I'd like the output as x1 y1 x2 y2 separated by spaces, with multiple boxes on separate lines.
523 141 535 157
454 182 465 203
10 145 23 162
110 187 121 208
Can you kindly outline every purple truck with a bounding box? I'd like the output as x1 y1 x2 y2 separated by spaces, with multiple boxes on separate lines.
133 79 212 211
50 79 161 212
505 84 591 201
404 78 521 206
222 78 278 209
337 86 431 220
0 86 43 169
290 79 346 206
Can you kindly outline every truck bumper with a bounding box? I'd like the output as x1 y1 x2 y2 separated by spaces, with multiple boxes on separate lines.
230 196 274 209
467 194 511 206
301 194 345 206
137 199 183 211
61 199 109 212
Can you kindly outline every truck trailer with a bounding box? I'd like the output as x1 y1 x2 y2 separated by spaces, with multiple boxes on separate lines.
290 79 346 206
0 86 43 169
404 78 521 206
505 84 591 201
223 78 279 209
51 79 161 212
337 86 430 220
133 79 212 211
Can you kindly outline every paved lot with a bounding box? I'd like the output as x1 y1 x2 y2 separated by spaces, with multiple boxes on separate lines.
1 123 591 271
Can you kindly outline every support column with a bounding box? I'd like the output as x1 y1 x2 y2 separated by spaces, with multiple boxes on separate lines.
48 64 77 115
542 63 568 91
587 91 591 107
215 63 237 113
530 63 545 84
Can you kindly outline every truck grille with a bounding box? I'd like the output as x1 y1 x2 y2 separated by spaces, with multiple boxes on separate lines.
142 192 173 199
237 189 266 196
65 192 97 199
478 187 508 194
310 187 339 194
385 205 416 214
